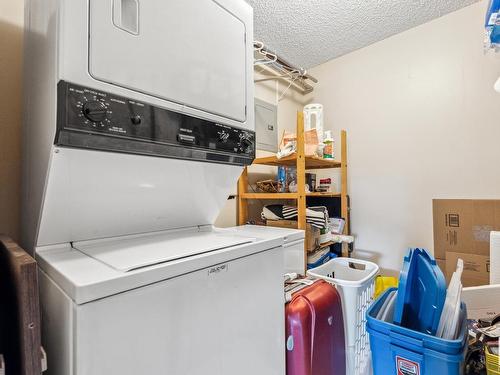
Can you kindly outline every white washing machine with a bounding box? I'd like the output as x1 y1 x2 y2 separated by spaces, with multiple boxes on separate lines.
22 1 304 374
36 225 304 375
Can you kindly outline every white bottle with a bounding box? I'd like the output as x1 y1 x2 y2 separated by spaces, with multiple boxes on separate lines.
303 104 324 143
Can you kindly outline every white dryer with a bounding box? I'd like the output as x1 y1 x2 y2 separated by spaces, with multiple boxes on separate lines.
22 1 304 374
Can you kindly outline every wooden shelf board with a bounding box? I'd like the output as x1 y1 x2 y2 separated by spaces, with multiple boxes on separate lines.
307 192 341 197
240 193 298 200
252 154 341 169
240 192 341 200
319 241 336 248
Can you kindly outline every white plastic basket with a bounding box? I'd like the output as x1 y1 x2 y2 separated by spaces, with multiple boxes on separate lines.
307 257 379 375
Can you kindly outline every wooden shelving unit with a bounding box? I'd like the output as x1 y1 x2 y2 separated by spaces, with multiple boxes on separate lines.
237 111 349 272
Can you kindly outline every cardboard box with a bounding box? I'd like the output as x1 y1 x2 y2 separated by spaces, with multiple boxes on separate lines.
433 199 500 259
445 252 490 287
433 199 500 287
266 220 320 252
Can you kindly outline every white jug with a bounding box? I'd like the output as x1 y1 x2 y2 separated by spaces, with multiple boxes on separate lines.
303 104 324 143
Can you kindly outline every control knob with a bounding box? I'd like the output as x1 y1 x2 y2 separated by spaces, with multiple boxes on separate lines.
238 134 254 154
217 130 230 143
131 115 142 125
82 101 107 123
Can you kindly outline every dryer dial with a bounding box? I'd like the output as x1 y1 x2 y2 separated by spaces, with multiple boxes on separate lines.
82 101 108 123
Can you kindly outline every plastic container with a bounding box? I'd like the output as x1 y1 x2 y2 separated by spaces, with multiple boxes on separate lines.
307 257 379 375
303 104 324 143
486 344 500 375
277 166 286 193
393 248 446 335
367 288 468 375
286 167 297 193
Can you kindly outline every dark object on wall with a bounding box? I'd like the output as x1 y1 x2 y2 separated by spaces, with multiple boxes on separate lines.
0 236 42 375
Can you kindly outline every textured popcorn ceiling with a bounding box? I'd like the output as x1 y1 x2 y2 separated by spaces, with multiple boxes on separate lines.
246 0 482 68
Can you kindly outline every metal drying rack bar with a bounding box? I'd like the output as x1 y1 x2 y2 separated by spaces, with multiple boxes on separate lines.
254 41 318 95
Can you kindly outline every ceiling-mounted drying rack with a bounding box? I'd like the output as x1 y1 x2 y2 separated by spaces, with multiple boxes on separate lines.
254 41 318 97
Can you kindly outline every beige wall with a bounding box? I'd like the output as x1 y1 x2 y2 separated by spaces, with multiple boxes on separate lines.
0 0 24 241
309 0 500 273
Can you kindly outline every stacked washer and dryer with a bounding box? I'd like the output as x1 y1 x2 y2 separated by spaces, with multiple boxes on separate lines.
22 1 304 374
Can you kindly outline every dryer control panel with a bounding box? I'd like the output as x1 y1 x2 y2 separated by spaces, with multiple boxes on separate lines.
55 81 255 166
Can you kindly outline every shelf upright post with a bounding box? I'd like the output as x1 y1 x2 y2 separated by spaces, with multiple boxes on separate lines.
295 111 307 273
237 167 249 226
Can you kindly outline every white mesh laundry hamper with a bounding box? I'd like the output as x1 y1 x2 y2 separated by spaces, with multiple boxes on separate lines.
307 257 379 375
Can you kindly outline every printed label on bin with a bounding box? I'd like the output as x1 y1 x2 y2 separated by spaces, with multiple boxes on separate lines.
396 356 420 375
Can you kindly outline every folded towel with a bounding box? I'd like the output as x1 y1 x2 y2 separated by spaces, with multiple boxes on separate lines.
262 205 329 230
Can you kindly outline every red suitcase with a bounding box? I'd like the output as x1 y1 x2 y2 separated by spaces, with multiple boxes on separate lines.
285 280 346 375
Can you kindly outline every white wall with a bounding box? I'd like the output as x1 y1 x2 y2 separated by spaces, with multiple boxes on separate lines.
309 0 500 274
0 0 24 241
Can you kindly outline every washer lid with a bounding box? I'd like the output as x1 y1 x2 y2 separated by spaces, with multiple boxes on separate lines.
35 228 285 304
73 231 254 272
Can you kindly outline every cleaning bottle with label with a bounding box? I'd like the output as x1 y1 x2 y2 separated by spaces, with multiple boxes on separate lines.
323 131 334 159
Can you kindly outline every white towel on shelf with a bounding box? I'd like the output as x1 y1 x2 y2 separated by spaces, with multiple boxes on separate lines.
261 205 329 229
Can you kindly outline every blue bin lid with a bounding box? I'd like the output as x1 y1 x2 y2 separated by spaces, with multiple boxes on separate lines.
393 248 446 335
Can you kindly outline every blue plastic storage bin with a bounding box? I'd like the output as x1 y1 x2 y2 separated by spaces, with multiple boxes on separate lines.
367 288 468 375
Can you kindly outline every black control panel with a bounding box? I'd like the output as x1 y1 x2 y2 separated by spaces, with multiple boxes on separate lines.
55 81 256 165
